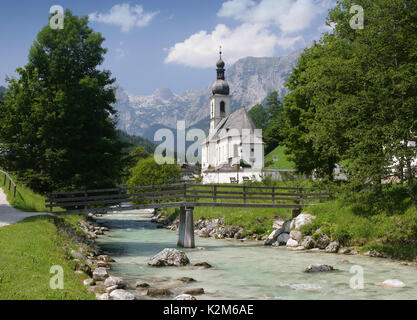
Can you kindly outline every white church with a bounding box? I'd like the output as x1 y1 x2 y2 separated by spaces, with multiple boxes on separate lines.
201 51 264 184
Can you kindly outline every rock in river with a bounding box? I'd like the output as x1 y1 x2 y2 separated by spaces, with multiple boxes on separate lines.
325 241 340 253
194 262 212 268
175 294 197 300
92 267 109 281
109 289 135 300
183 288 204 295
148 248 190 267
104 276 125 288
305 264 334 273
377 279 406 288
147 288 172 297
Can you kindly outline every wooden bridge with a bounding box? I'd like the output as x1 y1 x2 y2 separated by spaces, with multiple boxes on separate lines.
46 183 330 248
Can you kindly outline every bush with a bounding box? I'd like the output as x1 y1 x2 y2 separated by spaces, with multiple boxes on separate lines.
332 225 352 246
127 157 182 187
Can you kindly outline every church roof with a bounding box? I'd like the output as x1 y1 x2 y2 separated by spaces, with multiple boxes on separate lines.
204 107 263 144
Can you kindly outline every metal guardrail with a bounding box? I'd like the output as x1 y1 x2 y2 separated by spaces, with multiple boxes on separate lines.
0 169 17 198
46 183 330 215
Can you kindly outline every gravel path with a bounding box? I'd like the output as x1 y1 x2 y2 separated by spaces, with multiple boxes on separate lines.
0 189 51 227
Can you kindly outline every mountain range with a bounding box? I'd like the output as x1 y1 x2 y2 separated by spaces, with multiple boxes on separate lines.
114 49 303 141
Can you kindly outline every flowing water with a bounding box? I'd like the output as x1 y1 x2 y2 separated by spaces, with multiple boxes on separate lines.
95 210 417 300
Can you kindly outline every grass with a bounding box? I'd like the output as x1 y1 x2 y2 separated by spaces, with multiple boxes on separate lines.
301 185 417 260
0 215 95 300
0 172 61 212
264 145 296 169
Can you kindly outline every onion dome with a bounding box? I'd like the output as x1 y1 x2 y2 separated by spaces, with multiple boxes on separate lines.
212 47 230 95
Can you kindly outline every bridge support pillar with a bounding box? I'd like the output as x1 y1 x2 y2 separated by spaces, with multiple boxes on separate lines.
184 207 195 248
177 206 186 247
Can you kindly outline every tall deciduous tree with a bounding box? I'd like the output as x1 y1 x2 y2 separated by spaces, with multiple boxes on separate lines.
0 10 124 193
282 0 417 203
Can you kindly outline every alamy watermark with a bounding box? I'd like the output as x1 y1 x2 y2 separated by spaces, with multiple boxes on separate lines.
49 5 64 30
349 265 364 289
350 5 364 30
50 265 64 289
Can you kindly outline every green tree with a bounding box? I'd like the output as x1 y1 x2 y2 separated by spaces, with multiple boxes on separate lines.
248 103 268 131
128 157 182 187
263 91 284 153
0 10 123 193
282 0 417 204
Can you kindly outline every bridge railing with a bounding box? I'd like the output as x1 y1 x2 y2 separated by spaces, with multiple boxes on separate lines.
0 169 17 198
46 183 330 214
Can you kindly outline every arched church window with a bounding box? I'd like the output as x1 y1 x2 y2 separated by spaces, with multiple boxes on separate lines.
220 101 225 117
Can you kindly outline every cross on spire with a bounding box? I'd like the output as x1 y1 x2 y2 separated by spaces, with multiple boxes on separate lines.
219 45 222 58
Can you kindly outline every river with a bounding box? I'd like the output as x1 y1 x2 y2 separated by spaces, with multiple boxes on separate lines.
95 210 417 300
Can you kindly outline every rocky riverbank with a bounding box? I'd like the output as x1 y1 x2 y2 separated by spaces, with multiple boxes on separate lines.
153 210 409 261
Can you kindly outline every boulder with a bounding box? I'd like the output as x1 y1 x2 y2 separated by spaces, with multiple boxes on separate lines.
183 288 204 295
136 282 150 288
175 294 197 300
105 285 119 293
194 262 212 268
325 241 340 253
92 267 109 281
277 233 290 245
283 220 292 233
177 277 196 283
292 214 316 230
148 248 190 267
305 264 334 273
316 234 331 249
83 278 95 286
109 289 135 300
377 279 406 288
147 288 172 297
286 238 299 247
290 230 302 242
301 236 315 249
339 247 351 255
104 276 125 288
70 250 85 261
267 228 284 240
272 218 285 229
97 293 110 300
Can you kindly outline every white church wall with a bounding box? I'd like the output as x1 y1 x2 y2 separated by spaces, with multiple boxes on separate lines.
202 169 263 184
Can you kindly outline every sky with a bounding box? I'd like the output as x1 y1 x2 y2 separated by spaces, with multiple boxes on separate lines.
0 0 336 95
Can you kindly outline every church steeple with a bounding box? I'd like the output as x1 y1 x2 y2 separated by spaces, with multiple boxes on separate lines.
212 46 230 96
210 46 231 131
216 46 225 80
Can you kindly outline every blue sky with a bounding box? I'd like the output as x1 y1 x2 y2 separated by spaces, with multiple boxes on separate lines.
0 0 335 95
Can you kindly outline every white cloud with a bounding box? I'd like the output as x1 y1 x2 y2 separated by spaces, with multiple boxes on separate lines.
218 0 330 34
165 0 335 68
164 23 281 68
89 3 158 32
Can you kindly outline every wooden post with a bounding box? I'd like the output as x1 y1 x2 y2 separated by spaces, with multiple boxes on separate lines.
213 186 217 203
177 206 186 247
13 185 16 198
299 188 303 207
183 183 187 204
184 206 195 248
84 192 88 211
151 186 155 205
272 186 275 204
243 186 247 204
3 174 6 185
8 179 11 191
